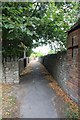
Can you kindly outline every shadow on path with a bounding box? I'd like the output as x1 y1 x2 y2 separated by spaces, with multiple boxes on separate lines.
18 61 65 118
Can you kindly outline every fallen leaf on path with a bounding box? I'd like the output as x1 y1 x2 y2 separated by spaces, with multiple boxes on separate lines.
2 83 19 118
40 63 80 119
20 63 33 76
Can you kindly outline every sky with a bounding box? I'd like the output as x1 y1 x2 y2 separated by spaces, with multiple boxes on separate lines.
32 40 66 55
32 44 50 55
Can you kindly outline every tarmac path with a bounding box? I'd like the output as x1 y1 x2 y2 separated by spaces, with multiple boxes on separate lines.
18 61 65 118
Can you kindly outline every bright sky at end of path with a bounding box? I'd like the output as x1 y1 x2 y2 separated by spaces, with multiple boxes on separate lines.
32 45 50 55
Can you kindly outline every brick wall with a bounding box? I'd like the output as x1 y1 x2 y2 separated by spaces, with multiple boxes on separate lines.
67 28 80 104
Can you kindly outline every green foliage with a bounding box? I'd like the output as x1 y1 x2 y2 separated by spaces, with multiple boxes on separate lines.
38 2 78 46
66 109 79 119
65 102 79 119
48 50 55 54
2 2 79 58
30 52 44 57
2 2 48 58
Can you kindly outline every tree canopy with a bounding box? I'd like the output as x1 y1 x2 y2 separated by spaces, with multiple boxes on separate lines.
2 2 79 58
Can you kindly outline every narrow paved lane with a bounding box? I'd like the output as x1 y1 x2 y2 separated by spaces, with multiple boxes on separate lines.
18 61 64 118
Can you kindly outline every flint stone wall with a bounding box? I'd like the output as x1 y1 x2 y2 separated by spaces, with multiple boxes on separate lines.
2 58 19 83
38 51 69 94
38 51 79 104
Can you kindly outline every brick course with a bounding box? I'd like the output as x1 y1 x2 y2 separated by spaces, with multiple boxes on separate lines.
67 25 80 104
